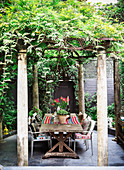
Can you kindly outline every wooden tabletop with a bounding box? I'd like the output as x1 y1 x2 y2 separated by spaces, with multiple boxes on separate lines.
40 113 83 133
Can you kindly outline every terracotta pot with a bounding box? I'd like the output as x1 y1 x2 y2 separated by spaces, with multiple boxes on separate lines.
58 115 69 124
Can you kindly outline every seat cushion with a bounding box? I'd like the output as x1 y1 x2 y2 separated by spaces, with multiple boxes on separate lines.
75 133 91 139
36 135 50 140
36 132 50 140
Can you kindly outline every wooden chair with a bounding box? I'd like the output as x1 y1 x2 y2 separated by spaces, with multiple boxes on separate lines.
32 113 42 127
73 119 96 155
29 123 52 158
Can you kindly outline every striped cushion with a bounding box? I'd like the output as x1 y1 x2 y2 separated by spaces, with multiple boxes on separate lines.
75 133 91 139
42 115 80 125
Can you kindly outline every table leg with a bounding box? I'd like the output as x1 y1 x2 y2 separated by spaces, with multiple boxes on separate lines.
42 132 79 159
59 132 64 152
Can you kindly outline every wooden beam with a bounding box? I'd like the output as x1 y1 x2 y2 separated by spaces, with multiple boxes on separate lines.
78 62 85 118
106 51 120 54
33 63 39 111
17 50 28 166
114 59 121 143
42 152 79 159
97 49 108 166
67 37 117 41
78 39 85 49
71 56 96 59
42 55 96 59
46 47 93 51
39 38 122 54
99 38 116 41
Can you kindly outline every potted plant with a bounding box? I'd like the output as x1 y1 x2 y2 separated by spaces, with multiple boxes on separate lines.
57 109 69 124
51 97 70 124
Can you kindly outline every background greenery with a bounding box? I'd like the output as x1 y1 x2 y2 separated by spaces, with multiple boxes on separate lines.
0 0 123 131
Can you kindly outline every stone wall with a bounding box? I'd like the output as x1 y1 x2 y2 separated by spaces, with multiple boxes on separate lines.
84 59 114 105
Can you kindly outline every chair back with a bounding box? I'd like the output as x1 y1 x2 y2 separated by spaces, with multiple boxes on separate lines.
89 120 96 133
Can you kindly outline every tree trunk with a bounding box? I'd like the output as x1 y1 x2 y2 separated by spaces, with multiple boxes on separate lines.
17 50 28 166
114 59 121 142
97 49 108 166
78 62 85 117
33 63 39 111
0 56 5 143
121 62 124 108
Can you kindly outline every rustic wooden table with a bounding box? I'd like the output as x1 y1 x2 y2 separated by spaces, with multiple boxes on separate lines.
40 113 83 159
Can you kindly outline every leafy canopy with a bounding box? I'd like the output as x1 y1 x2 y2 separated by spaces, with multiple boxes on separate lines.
0 0 123 57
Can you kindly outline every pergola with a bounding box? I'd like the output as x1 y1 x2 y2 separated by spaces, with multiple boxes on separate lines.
17 37 121 166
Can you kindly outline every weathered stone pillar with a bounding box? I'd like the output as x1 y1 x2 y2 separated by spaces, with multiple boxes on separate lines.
114 59 121 142
97 49 108 166
17 49 28 166
33 63 39 110
78 62 85 117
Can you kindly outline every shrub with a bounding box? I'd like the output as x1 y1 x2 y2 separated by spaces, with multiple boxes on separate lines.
85 92 115 121
85 92 97 120
107 103 115 120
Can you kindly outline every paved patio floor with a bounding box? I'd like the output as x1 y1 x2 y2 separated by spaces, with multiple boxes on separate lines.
0 131 124 167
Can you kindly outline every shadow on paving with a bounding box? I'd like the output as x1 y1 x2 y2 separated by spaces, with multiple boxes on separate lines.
0 131 124 167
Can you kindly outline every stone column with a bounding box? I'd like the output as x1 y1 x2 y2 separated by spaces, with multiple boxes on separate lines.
17 49 28 166
97 49 108 166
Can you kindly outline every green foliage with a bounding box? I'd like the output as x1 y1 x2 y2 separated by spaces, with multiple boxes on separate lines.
35 56 78 114
29 106 42 117
85 92 97 120
112 121 115 127
0 0 123 59
0 0 11 8
57 109 68 115
0 53 17 131
2 95 17 131
29 110 34 117
85 92 115 121
37 58 60 113
107 103 115 120
97 1 124 58
99 0 124 23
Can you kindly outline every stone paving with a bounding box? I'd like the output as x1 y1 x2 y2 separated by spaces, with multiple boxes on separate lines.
0 131 124 167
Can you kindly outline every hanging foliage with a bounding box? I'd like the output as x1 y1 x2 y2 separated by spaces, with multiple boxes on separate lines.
0 0 123 57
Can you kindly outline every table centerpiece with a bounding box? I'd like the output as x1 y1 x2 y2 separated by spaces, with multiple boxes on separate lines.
52 96 70 124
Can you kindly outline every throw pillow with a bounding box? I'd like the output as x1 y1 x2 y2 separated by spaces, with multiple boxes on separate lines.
81 118 91 135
